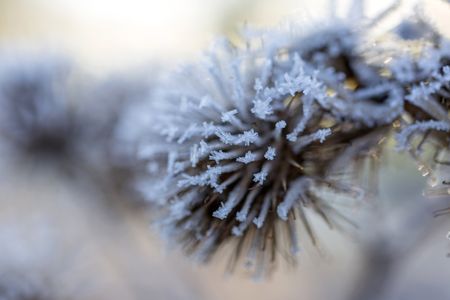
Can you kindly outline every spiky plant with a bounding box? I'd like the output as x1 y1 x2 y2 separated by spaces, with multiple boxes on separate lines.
0 52 146 185
131 0 409 276
387 16 450 201
0 54 76 160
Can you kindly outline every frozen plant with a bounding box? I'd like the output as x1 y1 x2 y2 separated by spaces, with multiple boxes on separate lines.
0 51 150 195
131 0 409 277
387 14 450 201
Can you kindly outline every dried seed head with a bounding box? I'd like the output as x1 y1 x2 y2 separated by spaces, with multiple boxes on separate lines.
0 52 147 190
386 10 450 207
133 5 401 275
391 38 450 155
117 0 423 277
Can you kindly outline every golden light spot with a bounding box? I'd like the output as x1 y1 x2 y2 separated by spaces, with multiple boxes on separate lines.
326 88 337 97
344 78 358 90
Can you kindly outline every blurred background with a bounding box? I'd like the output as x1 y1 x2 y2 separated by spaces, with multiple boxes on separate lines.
0 0 450 299
3 0 449 72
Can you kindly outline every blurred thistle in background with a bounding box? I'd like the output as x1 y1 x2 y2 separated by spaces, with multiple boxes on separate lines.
0 48 160 191
0 54 75 161
0 55 197 299
0 0 449 300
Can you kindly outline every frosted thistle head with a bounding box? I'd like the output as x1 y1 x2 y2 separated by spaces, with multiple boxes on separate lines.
390 33 450 156
133 25 394 275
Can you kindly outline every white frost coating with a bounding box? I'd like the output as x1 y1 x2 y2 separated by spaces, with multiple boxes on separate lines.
287 97 315 142
229 59 248 118
221 109 245 129
277 178 310 220
264 146 276 160
177 123 201 143
236 151 259 164
213 174 251 219
253 193 272 228
251 98 273 120
161 125 179 142
202 122 218 138
167 151 178 174
169 190 201 220
199 140 210 155
253 170 268 185
390 40 450 125
209 150 241 163
275 121 287 130
396 120 450 151
293 128 332 153
215 127 237 145
316 128 332 143
236 129 260 146
177 163 241 189
236 188 260 222
214 172 241 194
406 83 449 122
199 95 223 111
232 210 257 236
254 78 263 92
190 144 199 167
253 161 273 186
221 109 239 123
215 128 260 146
278 73 303 96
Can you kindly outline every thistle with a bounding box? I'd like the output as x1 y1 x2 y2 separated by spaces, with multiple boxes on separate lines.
132 0 406 276
0 52 146 189
388 17 450 200
0 53 75 160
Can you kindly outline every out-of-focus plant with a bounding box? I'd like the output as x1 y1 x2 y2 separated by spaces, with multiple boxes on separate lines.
0 52 152 197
